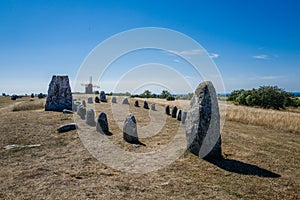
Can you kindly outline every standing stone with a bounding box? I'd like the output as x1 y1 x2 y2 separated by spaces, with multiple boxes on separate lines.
77 105 86 120
123 114 139 144
86 109 96 126
134 100 139 107
96 112 109 134
143 101 149 109
87 97 93 104
82 100 86 107
165 105 170 115
151 104 156 110
111 96 117 103
100 91 107 102
181 110 187 124
122 98 129 105
95 96 100 103
177 109 182 121
171 106 178 118
45 75 72 111
72 102 80 112
185 81 222 160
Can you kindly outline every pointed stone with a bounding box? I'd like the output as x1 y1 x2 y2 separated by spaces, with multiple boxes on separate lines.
185 81 222 160
96 112 109 134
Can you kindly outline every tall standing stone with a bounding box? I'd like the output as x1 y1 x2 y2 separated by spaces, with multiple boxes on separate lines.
77 105 86 120
86 109 96 126
96 112 109 134
95 96 100 103
151 104 156 110
185 81 222 160
134 100 139 107
143 101 149 109
165 105 170 115
111 96 117 103
45 75 72 111
123 114 139 144
181 110 187 124
171 106 178 118
177 109 182 121
122 98 129 105
87 97 93 104
82 100 86 107
100 91 107 102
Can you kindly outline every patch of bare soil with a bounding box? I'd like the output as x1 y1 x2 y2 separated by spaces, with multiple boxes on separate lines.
0 96 299 199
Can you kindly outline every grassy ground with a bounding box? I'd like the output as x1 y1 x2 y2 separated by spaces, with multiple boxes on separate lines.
0 96 299 199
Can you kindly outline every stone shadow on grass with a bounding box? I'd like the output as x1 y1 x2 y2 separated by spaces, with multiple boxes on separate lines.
206 158 281 178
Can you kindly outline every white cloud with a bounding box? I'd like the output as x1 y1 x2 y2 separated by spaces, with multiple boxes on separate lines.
253 54 268 60
169 49 204 57
209 53 219 59
257 75 286 80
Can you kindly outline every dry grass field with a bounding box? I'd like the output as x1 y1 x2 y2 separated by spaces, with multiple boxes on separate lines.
0 96 299 199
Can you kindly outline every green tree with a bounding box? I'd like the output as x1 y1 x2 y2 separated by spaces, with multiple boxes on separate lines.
160 90 171 99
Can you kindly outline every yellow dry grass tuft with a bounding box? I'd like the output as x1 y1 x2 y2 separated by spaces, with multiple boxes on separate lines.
12 99 45 112
225 102 300 133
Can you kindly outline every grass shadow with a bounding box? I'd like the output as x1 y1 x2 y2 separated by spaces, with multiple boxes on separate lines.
206 158 281 178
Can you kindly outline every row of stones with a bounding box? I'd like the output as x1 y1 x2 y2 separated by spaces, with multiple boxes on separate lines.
74 101 141 144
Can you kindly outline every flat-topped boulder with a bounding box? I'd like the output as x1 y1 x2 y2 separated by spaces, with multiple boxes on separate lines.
45 75 73 112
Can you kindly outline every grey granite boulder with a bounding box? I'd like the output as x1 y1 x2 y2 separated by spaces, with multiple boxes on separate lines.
165 105 170 115
111 96 117 103
57 123 78 133
45 75 73 112
96 112 109 134
177 109 182 121
100 91 107 102
87 97 93 104
122 98 129 105
77 105 86 120
185 81 222 160
86 109 96 126
123 114 139 144
171 106 178 118
143 101 149 109
134 100 139 107
82 100 86 107
181 110 187 124
151 104 156 110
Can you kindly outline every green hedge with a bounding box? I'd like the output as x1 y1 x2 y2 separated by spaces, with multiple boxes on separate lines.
228 86 299 109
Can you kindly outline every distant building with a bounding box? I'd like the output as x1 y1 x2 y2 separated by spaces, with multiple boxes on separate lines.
85 83 93 94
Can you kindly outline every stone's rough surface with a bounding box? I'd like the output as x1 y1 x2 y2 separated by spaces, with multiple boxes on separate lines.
151 104 156 110
87 97 93 104
165 105 170 115
181 110 187 124
77 105 86 120
63 109 73 114
100 91 107 102
45 75 73 111
96 112 109 134
171 106 178 118
57 123 77 133
177 109 182 121
111 96 117 103
134 100 139 107
185 81 222 160
86 109 96 126
95 96 100 103
82 100 86 107
122 98 129 105
123 114 139 143
143 101 149 109
72 102 80 112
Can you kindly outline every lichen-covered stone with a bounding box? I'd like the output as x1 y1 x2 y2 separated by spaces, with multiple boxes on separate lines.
123 114 139 144
45 75 72 112
96 112 109 134
86 109 96 126
185 81 222 160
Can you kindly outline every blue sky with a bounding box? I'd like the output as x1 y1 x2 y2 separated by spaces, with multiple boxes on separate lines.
0 0 299 94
